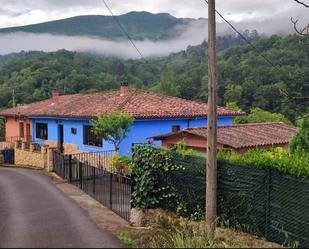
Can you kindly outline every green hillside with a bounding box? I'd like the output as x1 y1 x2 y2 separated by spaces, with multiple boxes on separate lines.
0 34 307 123
0 11 200 40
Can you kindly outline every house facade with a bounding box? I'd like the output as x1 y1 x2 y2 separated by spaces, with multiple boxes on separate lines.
0 83 243 156
151 123 297 155
3 116 32 141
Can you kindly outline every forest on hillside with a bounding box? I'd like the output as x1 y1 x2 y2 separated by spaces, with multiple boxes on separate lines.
0 12 196 41
0 33 308 124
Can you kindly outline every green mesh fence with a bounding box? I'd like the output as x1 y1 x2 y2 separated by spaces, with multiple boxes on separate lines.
156 154 309 247
268 172 309 247
166 154 206 219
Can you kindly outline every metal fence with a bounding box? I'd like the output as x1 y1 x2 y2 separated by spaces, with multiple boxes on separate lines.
70 151 114 171
52 150 131 221
169 155 309 248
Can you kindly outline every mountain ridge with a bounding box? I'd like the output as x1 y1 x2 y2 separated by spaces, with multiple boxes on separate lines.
0 11 207 41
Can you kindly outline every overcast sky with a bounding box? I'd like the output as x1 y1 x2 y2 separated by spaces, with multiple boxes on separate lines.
0 0 308 28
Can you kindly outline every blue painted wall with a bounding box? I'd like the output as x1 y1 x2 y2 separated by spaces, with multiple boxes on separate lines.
30 116 234 156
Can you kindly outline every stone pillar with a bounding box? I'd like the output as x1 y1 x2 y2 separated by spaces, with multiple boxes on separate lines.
41 145 48 155
14 141 19 149
21 141 26 150
41 145 49 169
30 143 34 152
47 148 54 172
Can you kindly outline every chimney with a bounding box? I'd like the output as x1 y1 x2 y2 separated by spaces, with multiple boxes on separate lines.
52 90 60 103
120 82 129 96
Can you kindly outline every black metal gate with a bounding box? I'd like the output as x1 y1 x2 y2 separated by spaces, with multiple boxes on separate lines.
1 149 15 164
52 150 131 221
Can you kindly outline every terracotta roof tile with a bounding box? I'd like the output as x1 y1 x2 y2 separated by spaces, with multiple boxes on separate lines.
152 122 298 149
0 88 243 119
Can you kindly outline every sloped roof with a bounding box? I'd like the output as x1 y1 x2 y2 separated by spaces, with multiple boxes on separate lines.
0 88 243 119
151 122 298 149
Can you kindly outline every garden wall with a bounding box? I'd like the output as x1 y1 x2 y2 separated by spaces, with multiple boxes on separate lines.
14 141 55 171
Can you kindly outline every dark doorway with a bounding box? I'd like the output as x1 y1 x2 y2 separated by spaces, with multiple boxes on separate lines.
26 123 31 141
58 124 64 153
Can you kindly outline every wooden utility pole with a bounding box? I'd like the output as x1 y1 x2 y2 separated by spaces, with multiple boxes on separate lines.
206 0 218 232
12 89 16 108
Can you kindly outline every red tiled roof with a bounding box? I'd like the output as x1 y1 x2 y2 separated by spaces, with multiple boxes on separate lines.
0 88 243 119
151 122 298 148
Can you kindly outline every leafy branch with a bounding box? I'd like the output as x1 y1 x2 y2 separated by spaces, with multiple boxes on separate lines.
291 18 309 37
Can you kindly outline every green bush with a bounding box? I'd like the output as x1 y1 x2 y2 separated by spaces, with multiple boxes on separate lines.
170 141 200 156
218 148 309 179
289 116 309 156
111 152 133 175
117 231 137 247
234 107 291 124
131 145 184 209
132 145 205 218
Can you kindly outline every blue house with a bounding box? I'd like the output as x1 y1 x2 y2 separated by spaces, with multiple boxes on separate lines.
1 83 242 156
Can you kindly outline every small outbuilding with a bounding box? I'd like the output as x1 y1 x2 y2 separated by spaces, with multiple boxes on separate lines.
150 122 298 154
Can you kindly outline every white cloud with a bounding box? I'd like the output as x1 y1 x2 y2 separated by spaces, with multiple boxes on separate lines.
0 0 307 28
0 0 307 57
0 23 209 59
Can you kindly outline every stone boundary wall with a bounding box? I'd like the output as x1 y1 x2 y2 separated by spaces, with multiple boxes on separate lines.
14 141 56 172
46 141 80 154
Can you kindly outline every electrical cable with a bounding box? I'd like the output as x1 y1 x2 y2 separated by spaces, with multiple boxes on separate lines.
101 0 144 59
203 0 282 72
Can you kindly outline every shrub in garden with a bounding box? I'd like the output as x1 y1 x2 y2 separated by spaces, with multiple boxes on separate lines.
132 145 205 218
111 152 133 175
218 148 309 179
131 145 184 209
289 115 309 156
170 141 200 156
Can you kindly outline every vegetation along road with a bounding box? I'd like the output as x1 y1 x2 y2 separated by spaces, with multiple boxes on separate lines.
0 167 123 248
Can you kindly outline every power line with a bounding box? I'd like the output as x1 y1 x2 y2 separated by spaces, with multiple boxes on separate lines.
100 0 144 59
202 0 282 72
294 0 309 8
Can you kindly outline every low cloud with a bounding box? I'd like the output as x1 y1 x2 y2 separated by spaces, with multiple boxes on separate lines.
0 15 302 59
0 21 210 59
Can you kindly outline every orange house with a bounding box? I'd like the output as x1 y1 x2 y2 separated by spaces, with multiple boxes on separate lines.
1 103 35 142
4 116 32 141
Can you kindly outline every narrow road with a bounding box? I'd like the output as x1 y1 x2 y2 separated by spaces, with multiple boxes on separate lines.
0 167 123 248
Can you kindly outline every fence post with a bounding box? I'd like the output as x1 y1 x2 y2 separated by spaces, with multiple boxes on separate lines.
69 154 72 183
92 166 95 195
79 161 83 188
110 173 113 209
265 168 272 240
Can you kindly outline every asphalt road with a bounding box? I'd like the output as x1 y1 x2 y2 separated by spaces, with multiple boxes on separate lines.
0 167 123 248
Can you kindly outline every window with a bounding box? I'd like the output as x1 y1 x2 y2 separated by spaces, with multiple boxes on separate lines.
83 125 102 147
36 123 48 140
71 128 77 135
172 125 180 133
19 122 24 138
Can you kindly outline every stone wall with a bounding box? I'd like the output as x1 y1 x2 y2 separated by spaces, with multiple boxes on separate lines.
14 141 56 171
45 141 80 154
15 148 45 169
